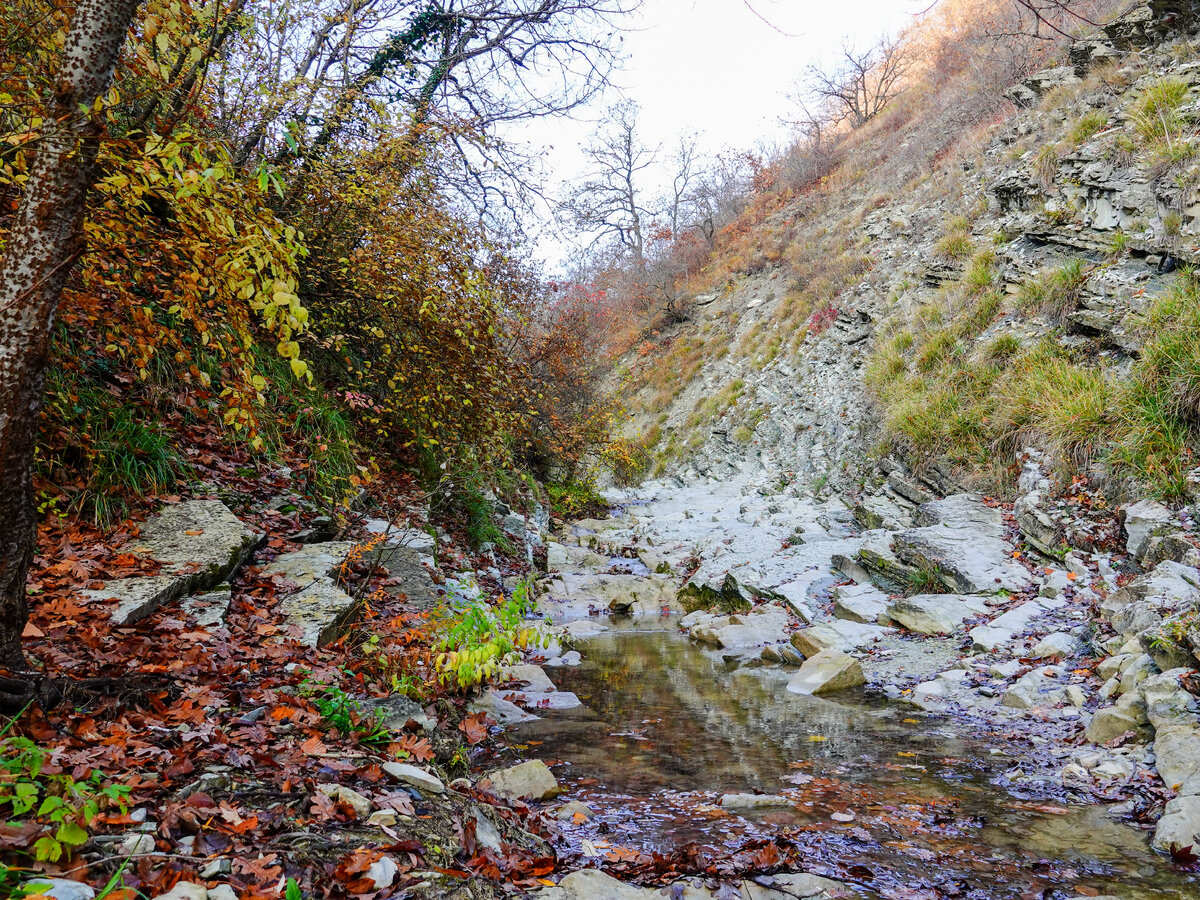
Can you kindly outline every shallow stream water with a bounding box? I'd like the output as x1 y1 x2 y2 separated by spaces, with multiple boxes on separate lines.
512 620 1198 899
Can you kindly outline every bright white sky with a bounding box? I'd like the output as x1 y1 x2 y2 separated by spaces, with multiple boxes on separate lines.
515 0 932 269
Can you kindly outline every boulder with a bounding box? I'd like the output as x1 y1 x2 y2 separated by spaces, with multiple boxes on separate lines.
1118 653 1157 695
1141 669 1200 730
1085 706 1148 744
832 583 889 624
786 650 865 696
887 594 989 635
1143 532 1197 568
1002 685 1035 709
708 620 789 650
316 784 373 818
81 499 263 625
790 625 841 657
470 690 538 725
1152 795 1200 852
1014 492 1063 557
1121 499 1176 562
1102 562 1200 636
1154 725 1200 788
790 620 891 656
487 760 559 801
1032 631 1078 659
1140 619 1198 671
554 800 594 821
555 573 679 615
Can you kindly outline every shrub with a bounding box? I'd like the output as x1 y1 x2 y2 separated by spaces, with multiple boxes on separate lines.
986 333 1024 359
1070 110 1108 145
935 231 972 260
996 355 1119 468
433 578 549 691
964 252 997 295
0 727 129 863
1131 77 1190 146
917 329 959 371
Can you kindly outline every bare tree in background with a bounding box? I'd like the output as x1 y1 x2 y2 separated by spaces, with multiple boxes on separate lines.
215 0 635 223
1008 0 1102 38
806 35 913 130
664 133 702 237
687 151 751 245
561 101 657 276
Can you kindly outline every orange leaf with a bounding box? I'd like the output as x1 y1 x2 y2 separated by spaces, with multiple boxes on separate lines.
300 734 327 755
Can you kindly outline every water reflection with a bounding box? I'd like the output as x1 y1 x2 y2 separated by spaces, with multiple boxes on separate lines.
513 622 1197 899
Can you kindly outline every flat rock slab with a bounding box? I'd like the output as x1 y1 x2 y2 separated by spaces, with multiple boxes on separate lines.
370 545 442 608
266 542 360 647
888 594 989 635
855 530 921 587
179 587 232 628
720 793 793 811
502 664 557 692
535 870 659 900
970 598 1058 650
382 762 444 794
362 520 436 553
913 494 1005 538
505 690 583 711
471 690 539 724
892 527 1031 594
262 541 355 588
83 499 263 625
790 620 891 657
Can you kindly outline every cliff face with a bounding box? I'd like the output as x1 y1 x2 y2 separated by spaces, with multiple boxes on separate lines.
620 1 1200 515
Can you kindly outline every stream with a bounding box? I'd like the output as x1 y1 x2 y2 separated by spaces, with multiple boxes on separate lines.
510 618 1198 899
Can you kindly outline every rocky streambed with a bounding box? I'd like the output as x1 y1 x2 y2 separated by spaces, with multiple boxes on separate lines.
479 470 1200 898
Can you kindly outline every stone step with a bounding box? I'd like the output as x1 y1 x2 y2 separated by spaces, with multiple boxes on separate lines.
263 542 359 647
82 499 263 625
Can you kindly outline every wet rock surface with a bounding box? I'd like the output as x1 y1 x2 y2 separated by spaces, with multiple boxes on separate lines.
511 472 1200 897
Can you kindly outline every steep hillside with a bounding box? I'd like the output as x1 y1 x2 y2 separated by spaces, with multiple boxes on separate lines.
618 0 1200 517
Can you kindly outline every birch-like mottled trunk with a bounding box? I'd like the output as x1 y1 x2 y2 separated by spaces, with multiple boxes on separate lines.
0 0 141 667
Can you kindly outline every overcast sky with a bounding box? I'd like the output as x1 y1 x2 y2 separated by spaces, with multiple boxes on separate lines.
513 0 931 269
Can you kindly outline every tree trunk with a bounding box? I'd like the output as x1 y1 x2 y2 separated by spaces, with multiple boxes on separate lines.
0 0 141 667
